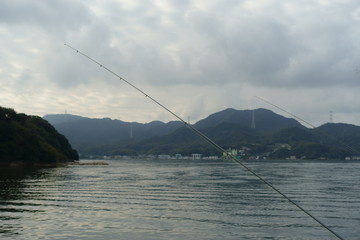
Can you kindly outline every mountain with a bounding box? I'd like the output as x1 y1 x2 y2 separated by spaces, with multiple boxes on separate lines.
194 108 304 132
123 109 306 156
314 123 360 153
125 122 261 156
44 108 307 156
43 108 360 159
43 114 183 155
137 122 360 159
0 107 78 166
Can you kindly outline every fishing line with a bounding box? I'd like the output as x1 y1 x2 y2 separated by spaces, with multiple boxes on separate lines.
64 43 345 240
255 96 317 128
255 95 360 155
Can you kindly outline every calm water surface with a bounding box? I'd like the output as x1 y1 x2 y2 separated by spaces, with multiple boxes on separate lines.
0 159 359 240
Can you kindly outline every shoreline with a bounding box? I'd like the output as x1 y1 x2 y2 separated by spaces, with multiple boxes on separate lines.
0 160 108 168
68 160 109 166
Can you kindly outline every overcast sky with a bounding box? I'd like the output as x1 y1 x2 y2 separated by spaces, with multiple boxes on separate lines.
1 0 360 126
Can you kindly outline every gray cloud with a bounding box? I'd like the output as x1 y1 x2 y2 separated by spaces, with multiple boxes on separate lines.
1 0 360 125
0 0 92 32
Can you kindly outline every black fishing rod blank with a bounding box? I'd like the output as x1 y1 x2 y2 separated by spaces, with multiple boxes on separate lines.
64 43 345 240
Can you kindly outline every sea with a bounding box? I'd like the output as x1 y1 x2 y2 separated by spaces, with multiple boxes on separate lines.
0 158 359 240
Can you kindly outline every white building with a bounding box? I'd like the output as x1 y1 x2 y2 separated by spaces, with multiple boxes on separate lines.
191 153 202 160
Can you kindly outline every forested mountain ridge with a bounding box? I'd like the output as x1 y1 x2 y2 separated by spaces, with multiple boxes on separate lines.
44 108 360 159
43 114 183 154
0 106 78 165
194 108 303 131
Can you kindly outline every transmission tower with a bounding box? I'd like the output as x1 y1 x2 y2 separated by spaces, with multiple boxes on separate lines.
329 110 333 123
251 110 256 129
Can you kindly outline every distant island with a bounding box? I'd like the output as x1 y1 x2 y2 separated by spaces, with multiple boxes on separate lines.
44 108 360 160
0 106 78 166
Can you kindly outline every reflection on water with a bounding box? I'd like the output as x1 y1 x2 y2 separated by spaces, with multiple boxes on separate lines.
0 159 359 240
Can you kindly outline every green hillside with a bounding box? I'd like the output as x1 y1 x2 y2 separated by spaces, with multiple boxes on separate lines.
0 107 78 166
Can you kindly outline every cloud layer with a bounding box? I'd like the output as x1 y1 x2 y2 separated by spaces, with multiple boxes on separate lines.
1 0 360 126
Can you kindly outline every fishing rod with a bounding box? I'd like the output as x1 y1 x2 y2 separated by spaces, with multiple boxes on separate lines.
255 95 360 156
64 43 345 240
254 96 317 128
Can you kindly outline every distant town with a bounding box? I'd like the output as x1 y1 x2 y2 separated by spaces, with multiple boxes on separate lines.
84 145 360 161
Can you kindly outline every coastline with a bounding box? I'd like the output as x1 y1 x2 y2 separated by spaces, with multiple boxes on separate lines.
0 160 94 168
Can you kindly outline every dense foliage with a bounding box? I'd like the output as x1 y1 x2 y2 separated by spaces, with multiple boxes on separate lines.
0 107 78 165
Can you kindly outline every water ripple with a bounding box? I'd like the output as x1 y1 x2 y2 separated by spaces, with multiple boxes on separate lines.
0 159 359 239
